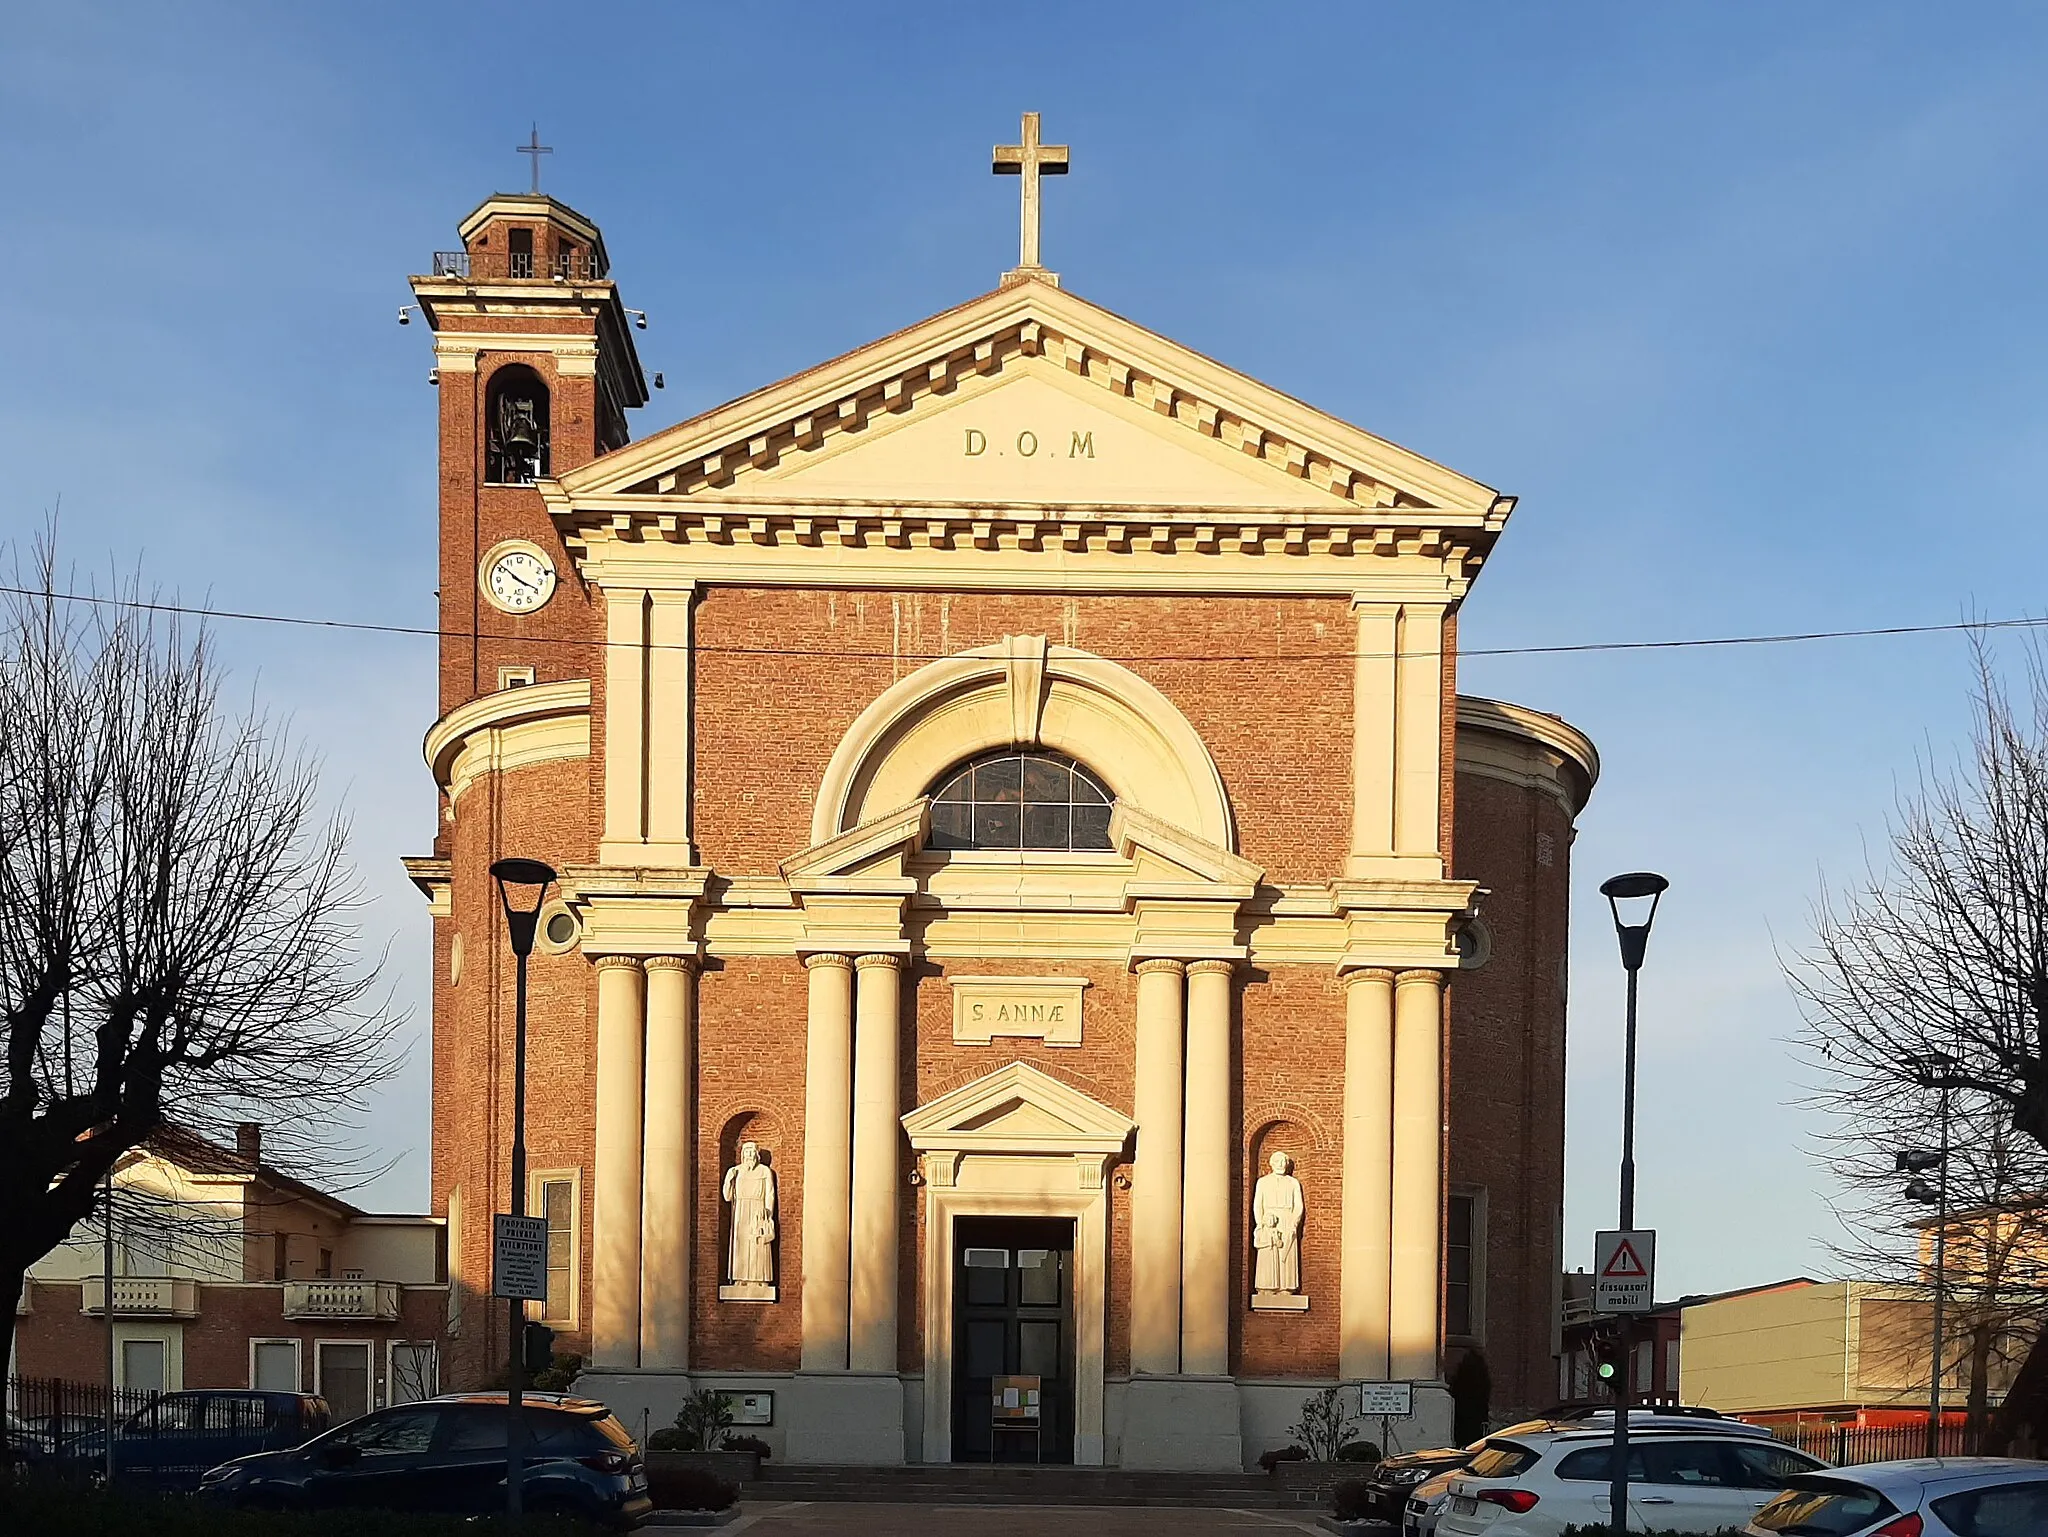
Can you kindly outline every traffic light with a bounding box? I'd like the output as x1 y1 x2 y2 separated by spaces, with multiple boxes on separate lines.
522 1322 555 1378
1589 1328 1623 1397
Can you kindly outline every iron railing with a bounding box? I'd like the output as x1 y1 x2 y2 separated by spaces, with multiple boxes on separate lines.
3 1375 326 1483
1777 1419 1973 1465
426 249 608 282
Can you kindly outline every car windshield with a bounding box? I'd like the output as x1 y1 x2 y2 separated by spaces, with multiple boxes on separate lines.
1751 1480 1898 1535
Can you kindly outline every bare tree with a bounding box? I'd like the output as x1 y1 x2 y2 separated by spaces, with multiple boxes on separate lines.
0 537 398 1375
1790 636 2048 1451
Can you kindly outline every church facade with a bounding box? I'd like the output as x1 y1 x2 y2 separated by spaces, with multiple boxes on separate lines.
404 159 1595 1467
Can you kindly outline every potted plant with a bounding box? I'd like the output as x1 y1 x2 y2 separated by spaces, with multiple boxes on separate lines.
645 1389 764 1487
1268 1387 1369 1502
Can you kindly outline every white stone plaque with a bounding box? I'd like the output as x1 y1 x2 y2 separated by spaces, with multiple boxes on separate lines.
949 976 1088 1047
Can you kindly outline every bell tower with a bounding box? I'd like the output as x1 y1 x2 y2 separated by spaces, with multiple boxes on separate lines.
408 191 649 718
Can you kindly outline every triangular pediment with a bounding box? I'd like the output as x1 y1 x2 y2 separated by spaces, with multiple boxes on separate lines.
902 1061 1134 1156
550 278 1508 527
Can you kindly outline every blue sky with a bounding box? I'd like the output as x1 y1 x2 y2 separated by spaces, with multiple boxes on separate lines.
7 2 2048 1297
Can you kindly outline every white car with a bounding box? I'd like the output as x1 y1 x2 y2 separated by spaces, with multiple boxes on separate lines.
1430 1424 1829 1536
1746 1458 2048 1537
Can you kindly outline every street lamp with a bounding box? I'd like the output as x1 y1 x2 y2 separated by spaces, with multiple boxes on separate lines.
491 856 555 1521
1598 870 1668 1537
1900 1050 1957 1458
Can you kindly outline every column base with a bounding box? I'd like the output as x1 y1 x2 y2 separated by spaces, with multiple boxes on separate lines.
783 1371 907 1465
1118 1376 1243 1470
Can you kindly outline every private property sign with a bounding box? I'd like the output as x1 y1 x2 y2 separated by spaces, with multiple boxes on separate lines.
492 1214 548 1302
1593 1229 1656 1313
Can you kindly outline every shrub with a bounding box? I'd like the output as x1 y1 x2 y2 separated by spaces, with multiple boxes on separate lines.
1257 1443 1307 1471
647 1464 741 1512
1289 1385 1360 1461
651 1388 737 1452
1330 1477 1375 1521
725 1433 771 1459
1336 1438 1381 1462
532 1351 583 1393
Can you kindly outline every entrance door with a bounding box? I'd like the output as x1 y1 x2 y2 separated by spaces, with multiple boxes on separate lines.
952 1216 1074 1463
316 1341 373 1423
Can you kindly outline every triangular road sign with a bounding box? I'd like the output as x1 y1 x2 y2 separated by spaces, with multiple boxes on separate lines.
1602 1239 1648 1279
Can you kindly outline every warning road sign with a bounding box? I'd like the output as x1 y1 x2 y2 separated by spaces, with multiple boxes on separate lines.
1593 1229 1656 1313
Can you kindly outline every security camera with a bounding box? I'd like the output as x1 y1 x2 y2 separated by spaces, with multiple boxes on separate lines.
428 368 440 386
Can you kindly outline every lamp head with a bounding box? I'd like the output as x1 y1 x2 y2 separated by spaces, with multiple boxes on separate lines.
1904 1177 1940 1205
1896 1148 1944 1174
490 857 557 958
1599 870 1669 972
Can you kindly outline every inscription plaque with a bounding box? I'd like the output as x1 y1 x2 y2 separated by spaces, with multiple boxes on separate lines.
949 976 1088 1047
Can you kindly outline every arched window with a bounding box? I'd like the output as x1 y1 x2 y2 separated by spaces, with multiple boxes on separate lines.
486 365 551 485
927 751 1114 852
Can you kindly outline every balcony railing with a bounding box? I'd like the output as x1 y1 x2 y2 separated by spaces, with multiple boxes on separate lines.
426 249 608 282
80 1276 200 1318
282 1279 402 1322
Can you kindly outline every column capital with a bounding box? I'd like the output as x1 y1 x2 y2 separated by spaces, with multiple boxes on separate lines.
803 952 854 972
1394 968 1443 988
1186 958 1237 979
592 953 647 974
644 954 698 975
1342 966 1399 987
854 952 905 972
1133 956 1188 978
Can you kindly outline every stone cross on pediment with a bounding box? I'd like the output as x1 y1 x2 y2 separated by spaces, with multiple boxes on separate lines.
993 111 1069 284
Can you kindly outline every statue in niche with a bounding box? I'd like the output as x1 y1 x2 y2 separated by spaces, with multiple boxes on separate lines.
719 1141 777 1302
1252 1151 1308 1311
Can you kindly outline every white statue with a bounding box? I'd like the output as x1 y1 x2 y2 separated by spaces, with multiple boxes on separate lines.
1252 1151 1305 1295
721 1141 777 1292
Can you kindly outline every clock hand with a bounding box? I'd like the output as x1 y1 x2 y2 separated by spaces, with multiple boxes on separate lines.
504 568 539 591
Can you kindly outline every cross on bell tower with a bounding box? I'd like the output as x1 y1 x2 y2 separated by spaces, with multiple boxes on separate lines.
993 111 1069 287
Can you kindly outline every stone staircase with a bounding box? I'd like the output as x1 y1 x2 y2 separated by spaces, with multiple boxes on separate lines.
747 1462 1297 1507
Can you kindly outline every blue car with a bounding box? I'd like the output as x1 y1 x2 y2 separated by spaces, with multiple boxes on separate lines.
196 1391 652 1528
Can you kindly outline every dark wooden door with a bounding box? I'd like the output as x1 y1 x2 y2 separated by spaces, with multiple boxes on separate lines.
951 1216 1075 1462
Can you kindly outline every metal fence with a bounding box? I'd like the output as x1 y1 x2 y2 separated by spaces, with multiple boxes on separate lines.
1778 1420 1973 1465
4 1375 320 1485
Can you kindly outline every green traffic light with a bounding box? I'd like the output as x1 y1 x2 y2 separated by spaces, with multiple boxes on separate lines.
1596 1362 1616 1380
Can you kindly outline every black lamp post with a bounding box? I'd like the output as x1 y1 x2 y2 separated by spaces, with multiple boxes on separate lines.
1900 1050 1956 1459
491 856 555 1520
1598 870 1668 1537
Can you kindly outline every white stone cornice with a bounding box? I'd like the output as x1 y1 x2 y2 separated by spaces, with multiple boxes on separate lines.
422 679 591 799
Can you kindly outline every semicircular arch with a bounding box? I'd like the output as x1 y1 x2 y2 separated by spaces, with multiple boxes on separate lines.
812 640 1234 850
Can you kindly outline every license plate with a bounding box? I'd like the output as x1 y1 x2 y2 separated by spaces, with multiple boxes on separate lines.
1452 1496 1478 1515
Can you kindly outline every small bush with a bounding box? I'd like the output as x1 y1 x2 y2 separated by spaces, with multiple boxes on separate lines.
1336 1438 1381 1462
1330 1477 1375 1521
1289 1385 1361 1461
724 1434 771 1460
1258 1443 1307 1472
647 1464 740 1512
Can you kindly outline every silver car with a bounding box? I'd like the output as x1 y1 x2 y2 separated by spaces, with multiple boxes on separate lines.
1747 1458 2048 1537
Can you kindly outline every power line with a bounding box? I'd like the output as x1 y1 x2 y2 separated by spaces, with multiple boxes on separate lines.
0 581 2039 665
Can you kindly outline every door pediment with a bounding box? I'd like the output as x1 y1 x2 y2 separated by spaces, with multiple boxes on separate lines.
903 1061 1133 1158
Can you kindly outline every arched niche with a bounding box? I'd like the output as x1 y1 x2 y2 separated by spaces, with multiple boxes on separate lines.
812 636 1234 850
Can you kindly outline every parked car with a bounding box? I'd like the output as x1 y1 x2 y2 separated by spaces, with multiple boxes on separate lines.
1748 1458 2048 1537
1428 1423 1828 1536
65 1390 328 1492
1365 1445 1474 1525
1403 1411 1783 1535
196 1391 652 1528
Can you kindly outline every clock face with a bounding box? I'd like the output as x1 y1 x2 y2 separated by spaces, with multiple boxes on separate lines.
483 545 556 614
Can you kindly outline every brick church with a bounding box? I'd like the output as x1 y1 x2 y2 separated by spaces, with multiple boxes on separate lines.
403 119 1597 1468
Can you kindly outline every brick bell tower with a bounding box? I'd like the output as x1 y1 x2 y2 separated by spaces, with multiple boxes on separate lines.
406 188 648 1385
409 192 649 719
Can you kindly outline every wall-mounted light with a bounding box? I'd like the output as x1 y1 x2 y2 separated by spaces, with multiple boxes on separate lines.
398 305 419 326
652 373 664 390
626 309 648 330
428 368 440 387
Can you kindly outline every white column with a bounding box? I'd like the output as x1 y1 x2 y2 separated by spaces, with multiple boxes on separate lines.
1390 968 1444 1381
1131 957 1186 1376
592 954 647 1368
1340 968 1396 1381
640 956 695 1369
1347 600 1399 875
600 587 649 865
1181 959 1234 1376
849 953 904 1373
800 954 855 1370
644 586 695 865
1393 605 1447 867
